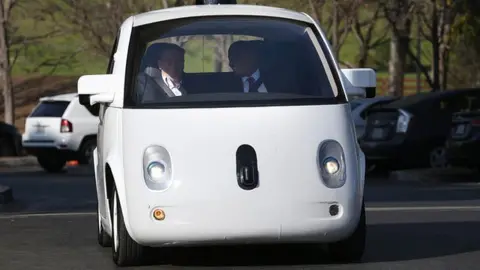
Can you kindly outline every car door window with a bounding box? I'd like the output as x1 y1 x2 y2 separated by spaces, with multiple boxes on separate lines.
100 33 119 119
463 93 480 112
440 96 468 114
106 34 119 75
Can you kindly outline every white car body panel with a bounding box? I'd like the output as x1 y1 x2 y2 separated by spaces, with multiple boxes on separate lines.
133 5 311 27
119 104 362 246
86 4 372 247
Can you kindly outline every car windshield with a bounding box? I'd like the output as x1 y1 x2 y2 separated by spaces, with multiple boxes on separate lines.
125 16 344 108
349 100 363 111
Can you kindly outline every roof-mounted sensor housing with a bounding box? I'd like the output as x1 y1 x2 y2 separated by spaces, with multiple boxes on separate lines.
195 0 237 4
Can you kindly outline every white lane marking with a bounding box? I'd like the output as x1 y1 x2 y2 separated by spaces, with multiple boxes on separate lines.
1 205 480 219
366 205 480 212
0 211 96 219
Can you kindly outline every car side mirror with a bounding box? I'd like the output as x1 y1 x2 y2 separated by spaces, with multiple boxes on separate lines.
341 68 376 99
77 74 117 108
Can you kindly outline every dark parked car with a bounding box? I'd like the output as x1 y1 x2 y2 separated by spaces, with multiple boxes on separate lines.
0 121 23 157
445 104 480 169
359 89 480 170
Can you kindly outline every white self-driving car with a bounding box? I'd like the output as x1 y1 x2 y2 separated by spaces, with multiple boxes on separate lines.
77 1 376 267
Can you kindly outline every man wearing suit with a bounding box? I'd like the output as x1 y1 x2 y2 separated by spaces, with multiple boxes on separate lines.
136 43 191 103
228 40 274 93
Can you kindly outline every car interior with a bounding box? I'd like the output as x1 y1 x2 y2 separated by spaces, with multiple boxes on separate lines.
130 17 337 104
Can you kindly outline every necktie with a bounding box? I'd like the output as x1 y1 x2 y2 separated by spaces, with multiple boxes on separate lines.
247 77 255 92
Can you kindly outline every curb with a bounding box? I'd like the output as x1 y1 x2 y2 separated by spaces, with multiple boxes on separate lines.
0 157 80 169
388 168 480 184
0 185 13 204
0 156 38 168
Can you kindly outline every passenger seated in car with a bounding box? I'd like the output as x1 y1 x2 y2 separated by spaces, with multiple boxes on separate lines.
136 43 193 102
228 40 275 93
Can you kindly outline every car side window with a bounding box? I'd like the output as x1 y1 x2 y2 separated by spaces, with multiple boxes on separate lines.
359 100 391 119
99 32 119 120
440 95 470 114
464 93 480 111
106 34 119 75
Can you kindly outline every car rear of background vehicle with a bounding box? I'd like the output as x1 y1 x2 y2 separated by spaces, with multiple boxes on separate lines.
22 94 99 172
0 122 23 157
359 90 480 170
350 97 398 140
445 100 480 169
24 100 72 142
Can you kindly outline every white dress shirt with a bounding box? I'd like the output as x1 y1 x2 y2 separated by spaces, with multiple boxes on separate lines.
143 67 183 96
162 72 183 96
241 69 267 93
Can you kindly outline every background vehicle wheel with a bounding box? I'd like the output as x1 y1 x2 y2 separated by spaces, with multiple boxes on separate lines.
97 206 112 247
327 202 366 263
0 135 16 157
37 156 66 173
111 187 145 266
79 139 96 165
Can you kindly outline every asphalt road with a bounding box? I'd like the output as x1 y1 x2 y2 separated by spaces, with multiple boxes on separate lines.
1 167 480 269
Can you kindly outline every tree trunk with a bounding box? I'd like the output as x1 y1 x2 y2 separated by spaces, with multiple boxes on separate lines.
439 1 454 91
388 33 409 97
440 44 449 90
431 0 440 91
357 44 368 68
331 1 339 59
0 4 13 125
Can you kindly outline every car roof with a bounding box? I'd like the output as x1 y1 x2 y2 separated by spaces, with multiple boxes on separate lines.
132 4 313 27
350 96 396 109
380 89 480 109
351 96 395 104
39 93 77 102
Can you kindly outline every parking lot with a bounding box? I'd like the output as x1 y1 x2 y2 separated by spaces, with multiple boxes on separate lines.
1 166 479 269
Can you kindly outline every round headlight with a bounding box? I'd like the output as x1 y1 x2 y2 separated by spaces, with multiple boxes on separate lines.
147 161 166 182
323 157 339 174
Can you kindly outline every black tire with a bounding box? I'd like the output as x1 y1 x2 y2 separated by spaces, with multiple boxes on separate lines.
79 138 96 165
327 201 366 263
111 187 145 266
0 135 16 157
97 205 112 247
37 156 66 173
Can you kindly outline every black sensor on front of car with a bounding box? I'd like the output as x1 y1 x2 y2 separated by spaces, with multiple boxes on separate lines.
195 0 237 4
236 144 259 190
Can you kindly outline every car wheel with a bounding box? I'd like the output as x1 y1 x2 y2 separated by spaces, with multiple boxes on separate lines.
429 146 449 169
0 135 16 157
112 187 145 266
80 139 96 165
37 156 66 173
327 201 366 263
97 205 112 247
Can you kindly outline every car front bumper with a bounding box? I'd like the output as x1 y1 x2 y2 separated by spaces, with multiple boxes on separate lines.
446 140 480 167
123 198 362 247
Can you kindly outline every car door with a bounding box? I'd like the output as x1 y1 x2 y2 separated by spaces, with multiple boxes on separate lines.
98 33 118 219
433 94 468 139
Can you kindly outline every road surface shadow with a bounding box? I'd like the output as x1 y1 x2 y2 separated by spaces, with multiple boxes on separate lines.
138 221 480 266
0 166 94 178
365 184 480 204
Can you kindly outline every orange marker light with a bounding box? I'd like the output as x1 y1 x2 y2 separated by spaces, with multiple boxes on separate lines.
67 160 79 166
153 209 165 220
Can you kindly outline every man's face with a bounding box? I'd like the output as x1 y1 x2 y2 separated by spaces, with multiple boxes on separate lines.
157 49 184 80
230 49 258 77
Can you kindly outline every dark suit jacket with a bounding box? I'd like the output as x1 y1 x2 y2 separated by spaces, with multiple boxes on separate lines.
135 72 193 103
230 72 280 93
